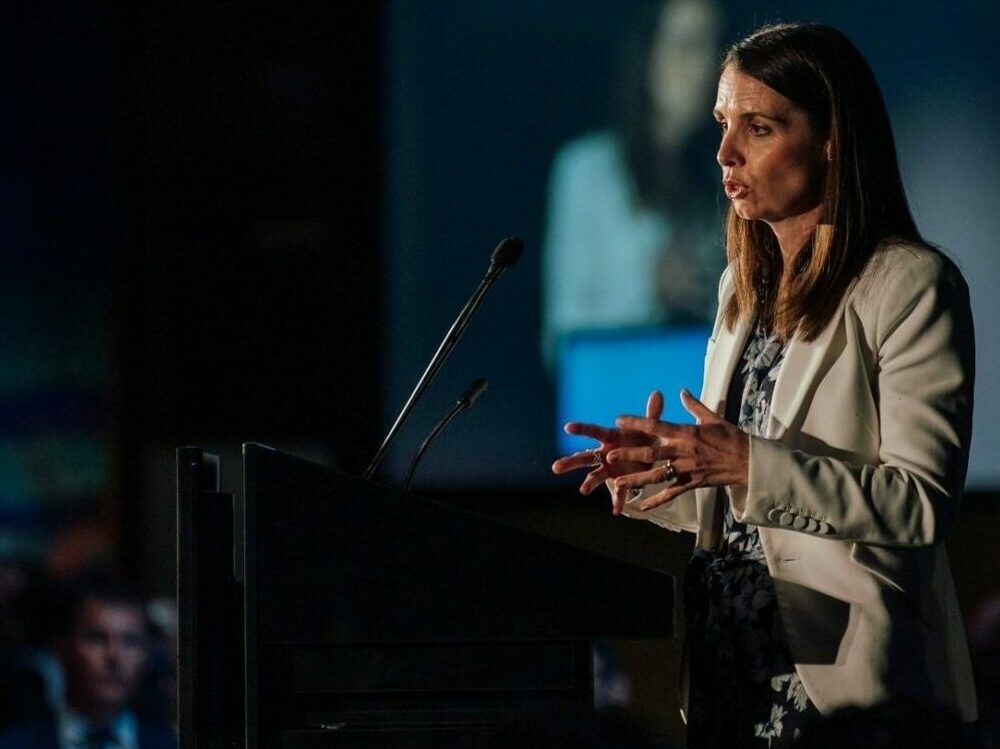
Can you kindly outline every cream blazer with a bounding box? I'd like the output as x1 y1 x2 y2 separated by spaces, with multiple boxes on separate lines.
625 242 977 720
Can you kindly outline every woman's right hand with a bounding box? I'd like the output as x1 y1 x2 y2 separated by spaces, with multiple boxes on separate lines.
551 390 664 515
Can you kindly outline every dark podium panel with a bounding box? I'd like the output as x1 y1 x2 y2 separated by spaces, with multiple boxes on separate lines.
179 443 675 748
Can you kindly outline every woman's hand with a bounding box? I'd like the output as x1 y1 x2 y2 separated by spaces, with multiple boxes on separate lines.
551 391 665 515
608 389 750 511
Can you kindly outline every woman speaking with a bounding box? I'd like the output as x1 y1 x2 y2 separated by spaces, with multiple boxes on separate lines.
552 23 977 747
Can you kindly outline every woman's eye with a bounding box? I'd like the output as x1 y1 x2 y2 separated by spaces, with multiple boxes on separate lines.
717 120 728 132
749 122 770 135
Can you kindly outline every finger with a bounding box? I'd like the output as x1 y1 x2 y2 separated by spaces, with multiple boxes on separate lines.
645 390 664 421
552 458 588 475
680 389 720 425
636 483 691 511
551 455 582 475
551 450 601 475
564 421 617 443
612 465 675 489
615 415 679 437
579 468 607 495
607 444 675 465
611 482 629 516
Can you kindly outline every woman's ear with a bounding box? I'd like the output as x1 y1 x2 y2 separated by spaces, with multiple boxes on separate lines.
824 139 832 162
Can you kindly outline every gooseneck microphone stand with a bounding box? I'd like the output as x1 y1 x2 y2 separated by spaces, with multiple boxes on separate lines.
362 237 523 482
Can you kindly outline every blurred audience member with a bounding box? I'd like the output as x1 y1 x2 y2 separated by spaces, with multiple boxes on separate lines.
0 576 175 749
132 598 178 732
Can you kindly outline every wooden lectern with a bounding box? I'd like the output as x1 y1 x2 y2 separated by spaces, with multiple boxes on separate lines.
178 443 675 748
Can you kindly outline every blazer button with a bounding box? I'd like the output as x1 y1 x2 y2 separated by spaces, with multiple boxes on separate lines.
805 518 819 532
767 508 783 522
818 521 833 535
793 516 808 530
779 512 795 526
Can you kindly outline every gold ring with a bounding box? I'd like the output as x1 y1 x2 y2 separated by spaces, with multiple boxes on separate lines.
660 461 677 482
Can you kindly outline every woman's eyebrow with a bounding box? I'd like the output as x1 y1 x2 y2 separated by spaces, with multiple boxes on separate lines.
713 106 787 123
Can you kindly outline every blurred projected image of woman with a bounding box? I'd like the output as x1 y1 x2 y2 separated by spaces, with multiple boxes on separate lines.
541 0 725 366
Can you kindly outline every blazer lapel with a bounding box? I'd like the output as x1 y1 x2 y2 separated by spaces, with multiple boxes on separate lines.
767 306 846 440
700 317 752 417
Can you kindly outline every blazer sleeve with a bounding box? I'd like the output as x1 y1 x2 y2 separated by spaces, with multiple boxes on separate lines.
733 250 974 547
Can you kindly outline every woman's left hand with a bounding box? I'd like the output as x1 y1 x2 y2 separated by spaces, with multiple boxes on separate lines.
607 389 750 510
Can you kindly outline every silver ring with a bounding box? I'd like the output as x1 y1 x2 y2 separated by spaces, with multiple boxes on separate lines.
589 448 603 468
660 461 677 482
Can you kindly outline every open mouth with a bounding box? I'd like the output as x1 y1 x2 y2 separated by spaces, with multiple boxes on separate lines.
723 180 748 199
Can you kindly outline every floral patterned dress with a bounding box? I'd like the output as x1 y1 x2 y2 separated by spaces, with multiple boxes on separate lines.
684 322 821 748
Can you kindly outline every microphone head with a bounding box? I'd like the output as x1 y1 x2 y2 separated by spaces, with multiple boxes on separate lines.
490 237 524 270
461 378 489 409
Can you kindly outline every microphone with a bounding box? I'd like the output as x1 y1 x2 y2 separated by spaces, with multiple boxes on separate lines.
402 378 489 493
490 236 524 269
362 237 523 481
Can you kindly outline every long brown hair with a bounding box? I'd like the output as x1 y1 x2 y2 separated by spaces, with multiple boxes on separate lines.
721 23 921 340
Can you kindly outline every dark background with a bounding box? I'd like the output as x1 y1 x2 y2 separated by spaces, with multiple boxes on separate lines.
113 1 381 454
1 0 997 739
111 2 383 586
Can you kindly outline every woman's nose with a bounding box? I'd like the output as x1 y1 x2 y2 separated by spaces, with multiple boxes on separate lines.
717 131 742 167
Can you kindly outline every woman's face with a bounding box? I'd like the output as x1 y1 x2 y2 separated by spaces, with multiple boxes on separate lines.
714 65 828 227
